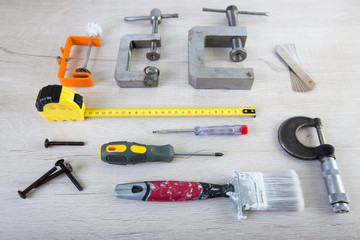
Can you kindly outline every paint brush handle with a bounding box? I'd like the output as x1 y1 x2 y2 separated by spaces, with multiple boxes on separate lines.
114 181 233 201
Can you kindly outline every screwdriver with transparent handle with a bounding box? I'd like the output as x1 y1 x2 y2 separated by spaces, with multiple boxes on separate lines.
153 125 248 136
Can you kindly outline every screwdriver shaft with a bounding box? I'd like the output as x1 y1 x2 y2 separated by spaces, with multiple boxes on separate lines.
174 152 223 157
153 125 247 136
153 129 194 134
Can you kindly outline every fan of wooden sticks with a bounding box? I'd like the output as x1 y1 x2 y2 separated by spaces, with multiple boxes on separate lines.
276 44 316 92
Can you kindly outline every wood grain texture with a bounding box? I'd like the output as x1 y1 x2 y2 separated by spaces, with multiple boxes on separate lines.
1 0 360 239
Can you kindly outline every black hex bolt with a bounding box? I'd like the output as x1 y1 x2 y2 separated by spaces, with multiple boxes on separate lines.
55 159 83 191
44 139 85 148
18 166 58 199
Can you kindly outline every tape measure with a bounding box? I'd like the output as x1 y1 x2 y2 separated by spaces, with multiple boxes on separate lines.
36 85 256 121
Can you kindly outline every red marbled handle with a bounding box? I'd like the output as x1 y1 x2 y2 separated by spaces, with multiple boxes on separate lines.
146 181 202 201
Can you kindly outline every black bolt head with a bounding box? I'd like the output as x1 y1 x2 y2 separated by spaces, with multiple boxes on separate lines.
18 190 26 199
54 159 73 172
44 139 50 148
55 159 65 166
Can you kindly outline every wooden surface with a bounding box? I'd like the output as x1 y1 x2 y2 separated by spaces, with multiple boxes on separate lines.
1 0 359 239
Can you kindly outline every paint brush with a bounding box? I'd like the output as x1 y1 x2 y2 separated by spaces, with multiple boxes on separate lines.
114 170 304 220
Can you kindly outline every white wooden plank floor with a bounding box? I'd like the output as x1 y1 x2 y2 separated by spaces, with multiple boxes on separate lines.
0 0 359 239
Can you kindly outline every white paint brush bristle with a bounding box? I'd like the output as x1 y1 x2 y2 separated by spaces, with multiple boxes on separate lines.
262 170 305 211
229 170 304 220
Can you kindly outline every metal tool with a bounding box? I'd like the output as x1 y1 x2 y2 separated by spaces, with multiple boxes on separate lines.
276 44 316 92
278 116 349 213
38 160 74 185
188 5 267 89
44 139 85 148
57 23 102 87
100 141 223 165
55 159 83 191
203 6 268 62
75 23 102 74
35 85 256 121
18 159 83 199
18 166 57 199
114 170 304 220
202 8 269 16
114 8 178 88
37 160 83 191
124 9 178 61
153 125 248 136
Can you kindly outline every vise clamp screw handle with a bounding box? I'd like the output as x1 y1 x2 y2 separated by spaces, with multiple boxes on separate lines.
202 5 268 62
124 8 178 61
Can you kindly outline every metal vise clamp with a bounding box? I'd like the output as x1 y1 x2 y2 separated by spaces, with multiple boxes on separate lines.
114 8 178 88
188 5 267 89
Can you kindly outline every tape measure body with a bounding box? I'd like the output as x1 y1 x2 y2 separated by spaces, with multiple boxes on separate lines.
36 85 256 121
36 85 85 121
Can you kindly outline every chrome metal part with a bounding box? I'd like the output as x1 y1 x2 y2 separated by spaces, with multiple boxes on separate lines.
124 8 178 61
115 8 177 88
153 129 194 134
144 66 160 86
188 26 254 89
228 171 245 220
225 5 247 62
114 33 161 88
188 4 267 89
174 152 224 157
228 171 270 220
316 119 349 212
278 116 350 213
115 182 148 200
83 41 93 69
202 5 268 63
202 7 269 16
75 23 102 75
321 157 349 213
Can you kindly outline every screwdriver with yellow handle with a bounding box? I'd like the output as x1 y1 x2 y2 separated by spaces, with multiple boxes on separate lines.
100 141 223 165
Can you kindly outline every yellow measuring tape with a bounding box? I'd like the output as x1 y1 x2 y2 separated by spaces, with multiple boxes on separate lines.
85 107 255 118
36 85 256 121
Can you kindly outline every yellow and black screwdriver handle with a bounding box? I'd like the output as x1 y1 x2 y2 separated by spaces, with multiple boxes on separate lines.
100 141 175 165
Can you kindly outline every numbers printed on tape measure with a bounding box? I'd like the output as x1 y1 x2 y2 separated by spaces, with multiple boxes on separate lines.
36 85 256 121
84 107 256 118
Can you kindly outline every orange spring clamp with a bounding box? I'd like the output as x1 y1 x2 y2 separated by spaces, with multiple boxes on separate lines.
57 36 101 87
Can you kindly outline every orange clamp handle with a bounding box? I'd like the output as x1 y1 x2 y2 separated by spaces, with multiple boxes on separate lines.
57 36 101 87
